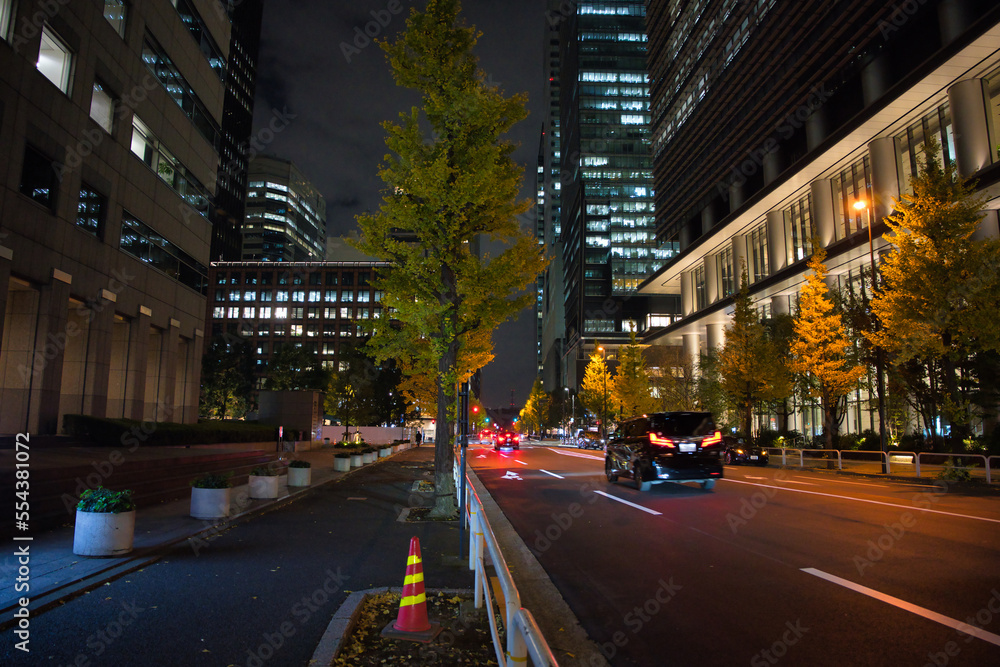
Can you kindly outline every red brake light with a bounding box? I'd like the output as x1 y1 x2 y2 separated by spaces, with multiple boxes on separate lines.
649 433 675 448
702 431 722 448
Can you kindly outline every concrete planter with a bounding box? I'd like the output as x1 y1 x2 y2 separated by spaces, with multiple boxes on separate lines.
73 509 135 557
248 474 280 499
334 456 351 472
379 446 392 458
287 467 311 487
362 451 376 464
350 454 363 468
190 487 230 520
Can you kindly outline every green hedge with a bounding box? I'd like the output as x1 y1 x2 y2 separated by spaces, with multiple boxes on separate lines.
63 414 277 447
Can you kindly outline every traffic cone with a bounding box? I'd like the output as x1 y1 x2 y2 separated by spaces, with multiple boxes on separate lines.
381 536 442 643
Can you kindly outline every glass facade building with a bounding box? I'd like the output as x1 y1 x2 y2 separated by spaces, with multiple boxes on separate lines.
243 156 327 262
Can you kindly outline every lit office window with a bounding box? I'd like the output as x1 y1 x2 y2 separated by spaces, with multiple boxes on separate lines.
37 25 73 94
1 0 14 42
90 82 115 133
76 184 106 237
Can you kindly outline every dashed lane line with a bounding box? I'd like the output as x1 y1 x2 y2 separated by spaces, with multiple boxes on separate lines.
593 490 662 516
540 469 565 479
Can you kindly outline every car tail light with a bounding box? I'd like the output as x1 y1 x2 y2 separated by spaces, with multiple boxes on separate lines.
701 431 722 448
511 434 520 443
649 433 675 448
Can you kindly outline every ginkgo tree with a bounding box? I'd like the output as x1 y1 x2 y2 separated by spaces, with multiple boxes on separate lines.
580 351 614 439
791 246 866 449
612 329 658 419
353 0 548 517
519 378 550 435
868 140 1000 446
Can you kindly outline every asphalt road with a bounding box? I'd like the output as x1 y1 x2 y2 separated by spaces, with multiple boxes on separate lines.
0 450 470 667
471 442 1000 666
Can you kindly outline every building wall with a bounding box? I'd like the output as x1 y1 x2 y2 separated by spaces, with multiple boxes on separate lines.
0 0 233 433
642 0 1000 436
242 155 327 262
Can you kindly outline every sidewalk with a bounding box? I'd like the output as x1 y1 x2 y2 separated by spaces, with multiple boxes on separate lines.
0 443 408 625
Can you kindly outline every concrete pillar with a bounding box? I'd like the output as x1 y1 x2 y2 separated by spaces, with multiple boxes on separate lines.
938 0 976 45
728 181 745 212
771 295 790 316
155 318 181 422
805 106 829 152
704 255 719 305
0 245 10 358
705 322 725 351
82 289 117 418
681 270 694 316
972 210 999 242
126 306 151 421
763 148 783 186
766 210 787 274
182 328 204 423
29 270 73 434
679 223 692 252
0 279 39 434
107 316 129 419
861 55 892 107
731 235 748 289
948 78 995 177
57 304 91 428
868 136 902 223
810 180 837 247
683 333 700 371
701 203 716 235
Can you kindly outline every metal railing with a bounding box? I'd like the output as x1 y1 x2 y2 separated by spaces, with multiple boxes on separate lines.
463 472 559 666
764 448 996 483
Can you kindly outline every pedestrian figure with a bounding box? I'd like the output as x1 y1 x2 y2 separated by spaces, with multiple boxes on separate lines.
415 431 422 448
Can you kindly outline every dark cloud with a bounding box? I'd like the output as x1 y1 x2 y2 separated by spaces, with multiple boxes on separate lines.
255 0 546 407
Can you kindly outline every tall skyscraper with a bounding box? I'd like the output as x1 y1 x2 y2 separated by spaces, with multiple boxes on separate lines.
641 0 1000 436
242 155 327 262
210 0 265 262
539 0 676 393
0 0 258 432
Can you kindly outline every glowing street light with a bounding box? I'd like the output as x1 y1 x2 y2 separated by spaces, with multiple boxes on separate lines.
854 198 888 473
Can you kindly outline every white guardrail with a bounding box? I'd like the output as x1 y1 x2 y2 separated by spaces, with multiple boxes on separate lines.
765 448 997 483
455 450 559 666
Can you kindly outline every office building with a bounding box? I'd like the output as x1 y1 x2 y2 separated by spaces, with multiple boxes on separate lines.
0 0 255 433
242 155 327 262
641 0 1000 435
540 0 676 393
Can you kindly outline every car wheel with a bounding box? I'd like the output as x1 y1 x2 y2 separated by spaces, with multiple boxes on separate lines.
633 464 650 492
700 479 716 491
605 458 618 483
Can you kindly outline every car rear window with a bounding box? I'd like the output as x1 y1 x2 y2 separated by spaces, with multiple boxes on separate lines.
649 413 715 436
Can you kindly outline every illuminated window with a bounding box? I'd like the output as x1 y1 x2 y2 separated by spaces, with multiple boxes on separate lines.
90 82 115 133
104 0 126 37
37 25 72 94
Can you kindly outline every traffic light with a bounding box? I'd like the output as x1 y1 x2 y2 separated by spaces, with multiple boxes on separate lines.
472 405 479 414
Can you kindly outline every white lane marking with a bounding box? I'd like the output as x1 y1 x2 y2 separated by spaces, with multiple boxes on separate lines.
502 471 523 480
819 478 889 488
593 490 662 516
515 459 527 465
476 454 487 459
722 478 1000 524
778 479 820 486
540 469 565 479
743 475 768 480
551 448 604 460
802 568 1000 647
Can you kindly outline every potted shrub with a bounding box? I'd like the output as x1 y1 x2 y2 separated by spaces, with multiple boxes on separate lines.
248 465 280 499
379 444 393 458
287 459 312 487
334 451 351 472
73 487 136 557
190 472 232 520
350 448 364 468
362 447 377 465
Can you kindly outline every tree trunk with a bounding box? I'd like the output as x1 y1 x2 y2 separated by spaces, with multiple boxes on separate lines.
430 340 458 519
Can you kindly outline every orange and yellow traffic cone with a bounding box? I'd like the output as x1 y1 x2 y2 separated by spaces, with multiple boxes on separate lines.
381 536 442 643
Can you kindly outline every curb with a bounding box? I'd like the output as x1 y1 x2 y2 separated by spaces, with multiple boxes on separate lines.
311 587 470 666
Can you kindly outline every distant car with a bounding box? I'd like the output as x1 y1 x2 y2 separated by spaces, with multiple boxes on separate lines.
479 429 493 444
576 432 605 450
605 412 723 491
723 436 769 466
493 430 520 451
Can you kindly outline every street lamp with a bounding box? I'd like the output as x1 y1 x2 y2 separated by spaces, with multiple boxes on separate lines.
854 199 889 473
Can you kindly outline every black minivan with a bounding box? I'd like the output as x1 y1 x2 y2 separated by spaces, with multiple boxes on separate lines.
605 412 724 491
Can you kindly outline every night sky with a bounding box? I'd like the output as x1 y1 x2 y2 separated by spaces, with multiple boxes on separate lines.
251 0 547 408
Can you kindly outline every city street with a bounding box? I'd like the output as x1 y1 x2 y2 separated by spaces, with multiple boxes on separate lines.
471 442 1000 666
